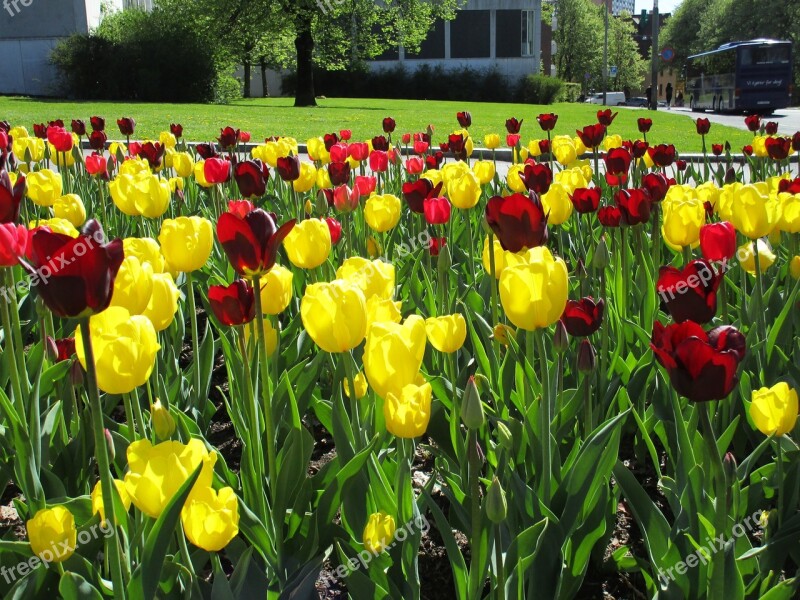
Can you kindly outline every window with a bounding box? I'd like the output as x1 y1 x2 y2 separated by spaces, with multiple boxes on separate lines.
521 11 536 57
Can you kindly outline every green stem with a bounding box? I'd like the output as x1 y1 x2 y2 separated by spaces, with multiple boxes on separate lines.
776 437 784 529
494 525 505 600
534 330 552 502
0 271 25 416
582 373 592 439
752 238 767 383
238 328 266 517
123 394 137 442
464 210 477 285
5 270 26 387
343 352 364 447
467 428 482 596
699 404 726 600
447 352 463 465
184 272 203 410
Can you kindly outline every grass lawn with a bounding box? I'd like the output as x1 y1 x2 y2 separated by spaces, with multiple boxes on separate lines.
0 96 754 153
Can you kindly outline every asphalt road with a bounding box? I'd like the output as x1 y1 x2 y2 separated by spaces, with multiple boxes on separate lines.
666 106 800 134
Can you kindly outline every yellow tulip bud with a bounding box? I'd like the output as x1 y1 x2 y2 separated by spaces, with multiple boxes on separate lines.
730 184 781 239
171 152 195 178
363 511 396 554
750 382 798 436
541 182 573 225
343 371 369 399
26 506 76 564
293 162 317 193
52 193 86 227
506 164 526 193
484 134 501 150
151 399 176 440
336 257 395 300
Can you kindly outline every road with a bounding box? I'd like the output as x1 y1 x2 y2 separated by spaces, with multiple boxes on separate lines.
668 107 800 135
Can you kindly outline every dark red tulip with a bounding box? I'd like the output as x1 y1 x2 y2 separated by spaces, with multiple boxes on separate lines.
561 297 604 337
448 133 466 159
49 120 64 128
657 260 721 324
382 117 396 134
371 136 389 152
323 133 339 152
604 148 632 185
596 109 617 126
637 118 653 133
170 123 183 139
276 155 301 181
21 220 123 318
539 139 551 155
742 145 753 156
696 118 711 135
615 188 651 225
519 162 552 194
0 170 25 223
325 217 342 245
485 192 549 252
570 187 601 214
196 142 218 160
744 114 761 132
71 120 86 136
650 321 745 402
699 221 737 262
457 111 472 128
765 136 791 161
641 172 671 202
576 124 606 149
328 161 351 186
505 117 523 134
711 144 724 156
218 126 240 150
88 130 107 151
426 151 444 169
90 116 105 132
537 113 558 132
47 126 73 153
423 196 451 225
33 123 48 139
117 117 135 136
792 132 800 152
402 179 440 214
631 139 649 159
577 339 597 372
765 121 778 135
675 159 688 171
778 178 800 195
216 205 296 277
209 280 255 326
204 157 231 184
139 142 164 170
234 159 269 198
648 144 676 167
53 338 76 362
598 205 621 227
429 236 446 256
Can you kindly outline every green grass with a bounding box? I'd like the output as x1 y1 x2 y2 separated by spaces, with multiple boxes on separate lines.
0 96 753 153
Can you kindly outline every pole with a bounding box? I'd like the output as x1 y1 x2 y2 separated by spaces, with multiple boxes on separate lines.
603 0 609 105
650 0 659 110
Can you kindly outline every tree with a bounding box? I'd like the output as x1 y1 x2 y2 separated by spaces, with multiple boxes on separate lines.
554 0 603 88
659 0 707 66
607 12 648 94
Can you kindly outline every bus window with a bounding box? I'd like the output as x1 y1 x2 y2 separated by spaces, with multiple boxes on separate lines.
740 45 790 66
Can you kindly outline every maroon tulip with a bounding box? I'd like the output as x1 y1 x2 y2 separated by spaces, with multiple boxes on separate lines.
792 132 800 152
328 161 351 186
651 321 745 402
485 192 548 252
597 205 621 227
49 120 64 128
448 133 467 160
699 221 737 263
631 139 649 159
429 236 446 256
216 204 295 277
537 113 558 132
570 187 601 214
234 159 269 198
53 337 76 362
196 142 218 160
423 196 451 225
709 144 723 156
576 124 606 149
744 114 760 132
323 133 339 152
89 130 107 151
325 217 342 245
765 136 791 161
696 118 711 135
596 109 617 126
676 159 688 171
47 126 73 153
21 220 123 318
371 136 388 152
647 144 676 167
604 148 632 184
204 157 231 184
457 111 472 128
765 121 778 135
276 155 301 182
519 162 552 194
218 126 241 150
33 123 48 139
561 297 605 337
71 120 86 136
139 142 164 170
641 172 670 202
0 170 25 223
615 188 651 225
402 179 441 214
426 151 444 169
778 178 800 194
577 339 597 372
539 139 551 155
90 116 105 132
208 280 255 326
637 118 653 134
657 260 721 324
505 117 523 134
382 118 396 134
170 123 183 139
117 117 135 136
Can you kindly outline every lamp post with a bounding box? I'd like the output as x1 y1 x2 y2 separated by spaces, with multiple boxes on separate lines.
650 0 659 110
602 0 609 105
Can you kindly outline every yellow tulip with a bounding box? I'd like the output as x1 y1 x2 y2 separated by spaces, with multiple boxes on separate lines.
366 296 402 333
422 169 443 188
364 315 426 400
142 273 180 331
53 194 86 227
336 257 395 300
26 507 76 564
181 486 239 552
12 136 45 162
193 160 212 187
778 192 800 233
284 218 331 269
363 511 396 554
91 479 131 525
301 280 367 353
542 182 574 225
505 165 526 193
484 134 501 149
470 160 494 186
259 264 294 314
316 167 333 189
119 157 150 176
554 167 589 194
750 382 798 436
499 246 569 331
243 319 279 356
737 240 776 275
307 137 331 163
552 135 577 166
26 169 62 206
343 371 369 399
791 256 800 279
110 256 155 315
730 184 780 239
661 192 705 248
123 237 166 274
365 194 402 232
75 306 160 395
171 152 195 178
158 216 214 272
159 131 177 149
752 135 768 158
425 314 467 353
527 140 543 157
441 161 470 185
293 162 317 193
448 171 481 209
603 134 623 151
110 171 171 218
151 399 176 440
482 236 506 278
9 125 28 139
109 142 127 157
29 217 78 237
384 381 432 438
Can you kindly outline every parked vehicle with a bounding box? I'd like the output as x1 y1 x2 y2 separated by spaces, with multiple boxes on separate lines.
584 91 626 106
624 97 649 107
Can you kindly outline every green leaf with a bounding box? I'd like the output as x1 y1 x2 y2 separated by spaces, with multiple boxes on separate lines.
58 572 103 600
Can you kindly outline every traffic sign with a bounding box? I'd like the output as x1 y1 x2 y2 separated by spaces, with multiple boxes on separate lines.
609 65 618 77
660 46 675 62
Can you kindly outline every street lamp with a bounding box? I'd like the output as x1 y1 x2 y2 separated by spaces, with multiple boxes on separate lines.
602 0 609 105
650 0 659 110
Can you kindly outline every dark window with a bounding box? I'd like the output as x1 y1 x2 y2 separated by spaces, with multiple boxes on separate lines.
450 10 490 59
740 44 791 66
406 20 446 59
496 10 522 58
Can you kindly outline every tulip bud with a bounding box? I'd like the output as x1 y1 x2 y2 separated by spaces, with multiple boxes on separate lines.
151 399 176 440
473 373 490 394
496 422 513 450
69 360 84 386
492 323 514 346
575 258 587 279
768 228 782 247
553 320 568 354
577 339 596 373
790 256 800 280
437 241 452 276
723 451 737 484
724 167 736 185
304 199 313 217
315 189 329 214
367 237 381 258
104 428 115 462
45 336 59 362
485 477 507 524
461 376 485 430
592 236 610 270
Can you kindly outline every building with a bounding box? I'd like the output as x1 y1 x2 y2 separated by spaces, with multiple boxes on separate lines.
612 0 634 16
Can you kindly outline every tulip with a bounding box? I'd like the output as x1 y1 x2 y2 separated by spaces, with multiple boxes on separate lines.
482 236 506 278
499 247 568 331
423 196 451 225
750 382 798 437
596 109 617 126
657 260 721 324
364 316 426 400
159 216 214 273
110 256 155 315
293 162 317 193
142 273 180 332
700 222 737 262
0 223 28 266
365 194 402 232
484 133 501 149
363 511 396 554
696 118 711 135
661 192 705 248
234 160 269 198
343 371 369 399
648 144 677 167
519 163 552 194
337 257 395 300
276 155 301 181
729 184 780 239
209 280 256 326
110 171 171 218
570 187 600 214
218 126 240 149
765 136 792 161
604 147 631 181
0 171 23 223
26 169 62 207
27 506 77 563
117 117 135 136
354 175 376 196
576 124 606 149
641 172 671 203
47 126 73 153
537 113 558 131
778 192 800 233
447 171 481 210
123 439 216 519
258 264 293 315
486 192 548 252
651 321 745 402
615 188 651 226
365 296 402 333
28 217 79 238
382 117 396 133
216 206 294 276
425 314 467 353
284 218 331 269
328 161 351 186
300 279 367 353
88 116 104 132
737 240 776 275
637 118 653 133
384 381 432 438
85 153 108 177
91 479 131 524
181 486 240 552
325 217 342 245
561 297 604 337
505 118 523 134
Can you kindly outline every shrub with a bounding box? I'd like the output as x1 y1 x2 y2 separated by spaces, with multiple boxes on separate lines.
520 74 565 104
558 82 583 103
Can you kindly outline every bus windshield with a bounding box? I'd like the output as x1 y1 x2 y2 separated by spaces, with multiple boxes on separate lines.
739 45 791 67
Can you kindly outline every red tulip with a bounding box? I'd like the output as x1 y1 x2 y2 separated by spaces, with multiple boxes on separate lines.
328 161 351 186
0 223 28 266
325 217 342 245
339 129 352 141
519 162 552 194
657 260 721 324
402 179 440 214
429 236 446 256
372 136 389 152
792 132 800 152
675 159 688 171
765 121 778 135
33 123 47 139
218 126 241 149
561 297 604 337
21 220 124 318
413 140 429 155
234 159 269 198
696 118 711 135
778 178 800 194
596 109 617 126
711 144 724 156
505 134 520 149
597 205 621 227
117 117 136 136
615 188 651 225
322 133 338 152
505 117 523 134
369 150 389 173
457 111 472 128
329 143 348 163
744 114 760 132
196 143 218 160
348 143 370 162
765 136 791 161
240 131 251 143
71 119 86 136
170 123 183 138
88 130 107 151
0 170 25 223
538 139 551 155
90 116 105 132
405 156 424 175
426 151 444 169
204 157 231 184
401 133 412 145
651 321 745 402
570 188 601 214
647 144 676 167
47 126 73 153
576 124 606 149
742 145 753 156
354 175 376 196
333 185 360 212
699 222 737 262
49 120 64 128
485 192 549 252
641 172 671 202
637 118 652 133
423 196 451 225
537 113 558 132
139 142 164 170
631 139 649 159
85 153 108 177
208 280 255 327
53 338 76 362
382 117 396 134
216 206 295 277
604 148 631 182
276 155 301 181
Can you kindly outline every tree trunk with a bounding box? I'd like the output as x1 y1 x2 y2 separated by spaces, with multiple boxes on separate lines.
243 61 252 98
260 59 269 97
294 14 316 107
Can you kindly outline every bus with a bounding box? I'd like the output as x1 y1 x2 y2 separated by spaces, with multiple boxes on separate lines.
685 39 792 114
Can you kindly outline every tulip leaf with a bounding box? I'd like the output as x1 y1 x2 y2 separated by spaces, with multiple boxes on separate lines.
127 461 203 600
757 577 800 600
58 572 103 600
766 278 799 361
419 488 468 600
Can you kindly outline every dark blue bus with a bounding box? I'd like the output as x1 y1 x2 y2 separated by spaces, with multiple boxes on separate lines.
685 39 792 114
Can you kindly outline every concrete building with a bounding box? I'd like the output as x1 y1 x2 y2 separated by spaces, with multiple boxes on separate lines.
612 0 634 16
0 0 129 96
